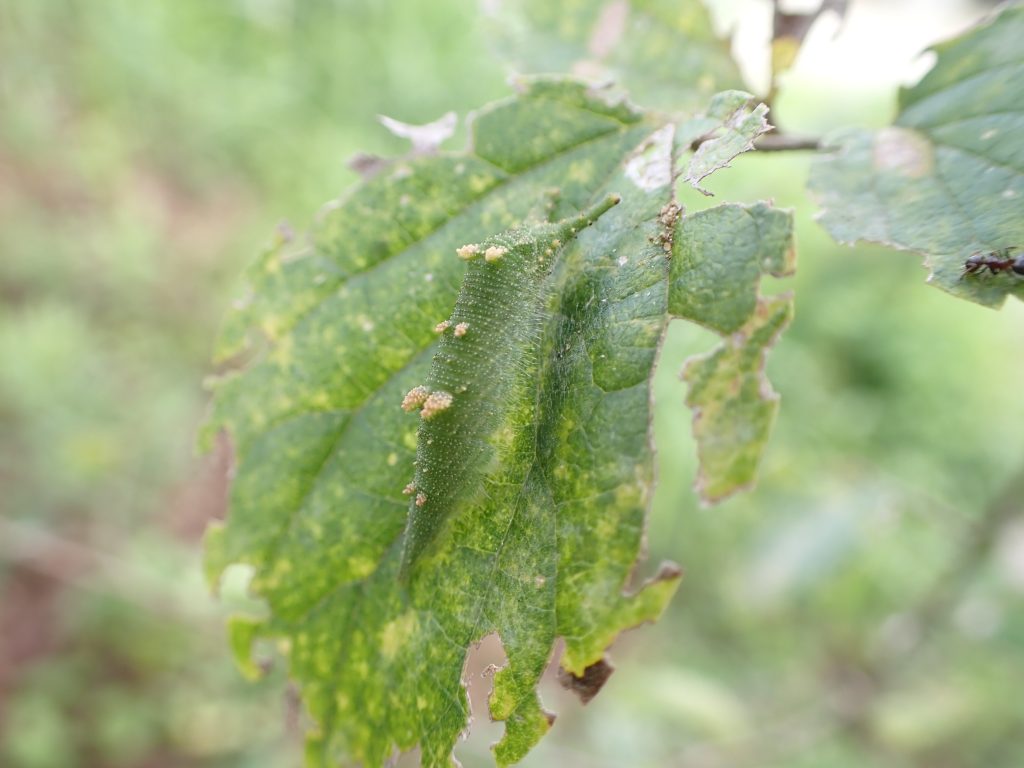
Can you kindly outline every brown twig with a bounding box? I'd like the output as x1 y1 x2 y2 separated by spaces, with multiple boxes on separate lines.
686 131 824 155
754 134 824 152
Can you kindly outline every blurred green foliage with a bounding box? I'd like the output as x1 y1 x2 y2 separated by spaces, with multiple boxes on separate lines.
1 1 1022 767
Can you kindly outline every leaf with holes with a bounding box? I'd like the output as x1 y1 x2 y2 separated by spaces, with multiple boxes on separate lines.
203 78 794 767
810 5 1024 308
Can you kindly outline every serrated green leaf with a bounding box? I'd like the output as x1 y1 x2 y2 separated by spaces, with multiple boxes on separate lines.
669 202 795 502
810 5 1024 308
683 91 772 194
205 79 794 767
486 0 744 114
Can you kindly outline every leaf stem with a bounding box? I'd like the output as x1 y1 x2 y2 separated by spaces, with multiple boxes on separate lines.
687 131 823 155
754 134 824 152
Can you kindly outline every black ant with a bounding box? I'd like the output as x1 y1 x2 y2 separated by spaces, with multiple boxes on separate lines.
961 247 1024 278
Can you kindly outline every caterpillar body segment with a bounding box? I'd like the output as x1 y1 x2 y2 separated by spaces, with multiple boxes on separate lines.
398 194 620 580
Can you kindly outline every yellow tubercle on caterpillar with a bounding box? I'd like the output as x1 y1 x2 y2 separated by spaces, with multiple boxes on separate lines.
420 391 453 420
401 385 430 412
454 322 469 337
456 243 480 260
484 245 508 262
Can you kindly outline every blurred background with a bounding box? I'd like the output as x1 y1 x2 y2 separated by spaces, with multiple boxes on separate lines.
1 0 1022 766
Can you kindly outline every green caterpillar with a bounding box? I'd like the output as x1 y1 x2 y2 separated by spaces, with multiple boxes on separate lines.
398 193 621 580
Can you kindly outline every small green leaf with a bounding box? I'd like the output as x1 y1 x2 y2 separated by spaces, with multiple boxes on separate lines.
670 202 796 501
682 91 772 194
810 5 1024 307
486 0 744 114
682 295 793 503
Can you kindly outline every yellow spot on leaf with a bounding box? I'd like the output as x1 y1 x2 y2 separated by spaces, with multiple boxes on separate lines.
268 333 293 365
469 174 492 193
380 612 419 660
872 128 933 178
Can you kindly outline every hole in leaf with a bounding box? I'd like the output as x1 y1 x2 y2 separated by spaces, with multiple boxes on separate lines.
454 632 509 763
558 657 615 705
